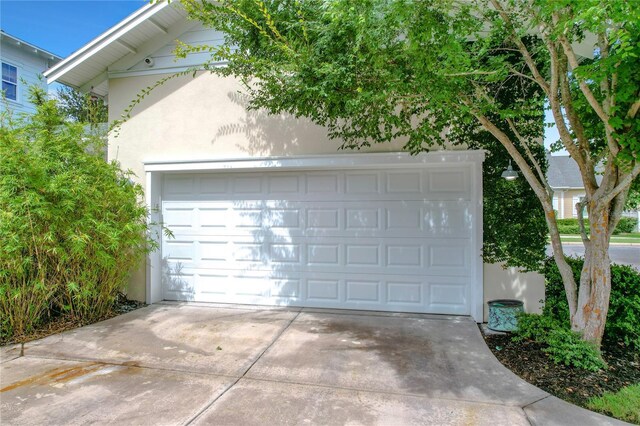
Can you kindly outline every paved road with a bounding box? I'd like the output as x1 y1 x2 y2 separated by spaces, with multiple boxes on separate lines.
547 244 640 270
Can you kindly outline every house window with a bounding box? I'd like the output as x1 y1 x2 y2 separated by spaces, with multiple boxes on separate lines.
552 196 559 213
572 195 585 218
2 63 18 101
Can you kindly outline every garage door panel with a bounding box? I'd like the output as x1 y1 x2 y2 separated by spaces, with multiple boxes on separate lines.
386 171 423 193
163 235 471 277
345 280 381 303
162 200 472 239
306 173 340 194
163 240 195 261
161 166 477 315
268 174 301 193
164 176 195 196
199 176 228 194
162 271 195 300
163 169 471 202
163 207 196 229
161 268 470 315
307 243 340 266
345 172 380 194
426 168 470 199
307 279 340 301
232 175 263 194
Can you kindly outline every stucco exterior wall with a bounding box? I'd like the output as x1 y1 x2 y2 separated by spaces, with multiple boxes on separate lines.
108 72 406 186
483 263 545 321
109 71 546 317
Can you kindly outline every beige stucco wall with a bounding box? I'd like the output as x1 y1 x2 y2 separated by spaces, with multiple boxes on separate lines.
109 71 546 317
483 263 544 321
108 72 407 187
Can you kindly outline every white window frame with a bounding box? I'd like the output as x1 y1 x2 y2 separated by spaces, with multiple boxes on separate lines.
1 62 19 103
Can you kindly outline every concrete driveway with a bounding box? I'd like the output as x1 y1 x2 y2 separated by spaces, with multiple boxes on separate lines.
0 303 625 425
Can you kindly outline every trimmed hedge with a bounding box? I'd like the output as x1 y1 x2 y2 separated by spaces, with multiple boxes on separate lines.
555 217 638 235
615 217 639 234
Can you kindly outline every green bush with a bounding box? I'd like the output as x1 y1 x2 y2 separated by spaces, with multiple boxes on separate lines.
556 218 587 235
0 87 155 339
543 257 640 351
614 217 638 234
514 313 605 371
555 217 638 235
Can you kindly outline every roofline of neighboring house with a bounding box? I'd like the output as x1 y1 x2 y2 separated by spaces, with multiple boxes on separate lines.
0 31 63 61
43 0 168 84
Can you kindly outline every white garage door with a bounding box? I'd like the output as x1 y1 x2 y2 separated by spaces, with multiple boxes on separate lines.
160 166 476 314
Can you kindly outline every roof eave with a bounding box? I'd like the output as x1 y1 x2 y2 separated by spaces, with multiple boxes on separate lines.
0 31 63 61
43 0 170 84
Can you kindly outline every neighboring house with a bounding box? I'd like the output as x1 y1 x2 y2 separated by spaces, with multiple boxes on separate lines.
0 31 62 115
547 155 589 219
44 1 543 322
547 155 626 220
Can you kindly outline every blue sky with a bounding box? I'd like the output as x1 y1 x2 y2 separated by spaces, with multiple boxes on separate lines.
1 0 146 57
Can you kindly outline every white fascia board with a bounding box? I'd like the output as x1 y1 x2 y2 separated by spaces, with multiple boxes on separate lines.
108 62 228 80
144 151 486 173
43 1 171 84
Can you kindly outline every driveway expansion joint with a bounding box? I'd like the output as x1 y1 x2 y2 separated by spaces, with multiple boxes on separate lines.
521 394 551 410
238 375 525 409
183 309 302 425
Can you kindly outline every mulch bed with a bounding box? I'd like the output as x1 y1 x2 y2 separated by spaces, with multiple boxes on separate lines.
0 294 145 346
481 327 640 409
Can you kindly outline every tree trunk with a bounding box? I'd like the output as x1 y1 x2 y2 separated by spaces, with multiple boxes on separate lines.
571 203 612 347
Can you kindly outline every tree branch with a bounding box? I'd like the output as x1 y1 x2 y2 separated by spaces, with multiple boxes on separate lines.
576 198 590 246
598 32 612 116
557 58 598 191
558 66 588 153
444 71 499 77
557 32 618 155
507 66 544 86
628 99 640 119
490 0 551 97
505 116 551 195
544 36 596 198
603 163 640 205
608 184 628 235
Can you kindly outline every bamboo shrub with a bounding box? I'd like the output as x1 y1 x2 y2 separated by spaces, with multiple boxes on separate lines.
0 87 155 339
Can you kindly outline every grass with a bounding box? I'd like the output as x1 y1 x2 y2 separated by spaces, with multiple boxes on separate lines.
559 233 640 244
587 383 640 424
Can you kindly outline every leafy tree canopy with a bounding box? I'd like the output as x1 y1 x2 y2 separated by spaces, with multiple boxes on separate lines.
56 86 108 125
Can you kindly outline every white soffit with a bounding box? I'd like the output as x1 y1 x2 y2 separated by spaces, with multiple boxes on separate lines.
43 0 189 97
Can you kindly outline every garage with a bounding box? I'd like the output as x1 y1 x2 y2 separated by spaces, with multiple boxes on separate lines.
147 152 484 318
